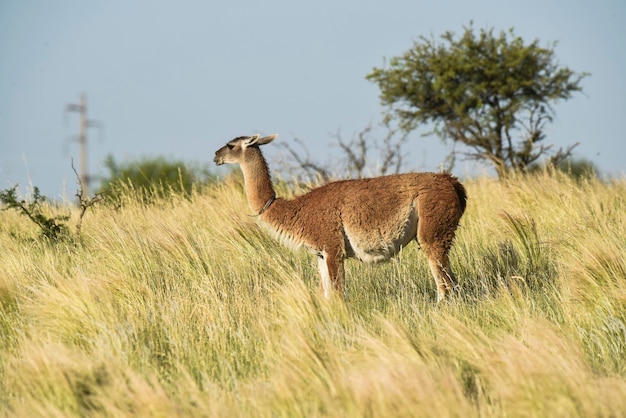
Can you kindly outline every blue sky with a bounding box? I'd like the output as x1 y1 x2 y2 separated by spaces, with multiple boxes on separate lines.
1 0 625 199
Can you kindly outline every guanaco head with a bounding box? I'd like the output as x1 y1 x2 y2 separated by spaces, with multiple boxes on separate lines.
214 134 278 166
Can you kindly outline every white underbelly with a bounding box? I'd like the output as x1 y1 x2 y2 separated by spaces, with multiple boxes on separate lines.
343 214 418 263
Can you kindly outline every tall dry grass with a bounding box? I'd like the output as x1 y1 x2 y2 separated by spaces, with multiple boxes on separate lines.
1 171 625 417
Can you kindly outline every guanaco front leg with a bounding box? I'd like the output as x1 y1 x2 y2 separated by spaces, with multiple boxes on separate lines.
317 251 345 299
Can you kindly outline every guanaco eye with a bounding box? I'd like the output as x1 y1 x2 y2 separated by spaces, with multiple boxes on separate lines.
227 144 235 150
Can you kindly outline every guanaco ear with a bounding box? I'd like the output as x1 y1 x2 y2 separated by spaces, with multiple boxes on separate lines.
243 133 278 148
258 134 278 145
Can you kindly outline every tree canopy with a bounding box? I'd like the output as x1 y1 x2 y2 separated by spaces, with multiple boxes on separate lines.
367 23 588 177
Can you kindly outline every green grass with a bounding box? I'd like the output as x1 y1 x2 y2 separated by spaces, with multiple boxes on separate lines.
1 171 625 417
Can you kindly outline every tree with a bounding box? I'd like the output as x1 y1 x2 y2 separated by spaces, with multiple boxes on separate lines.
367 23 588 178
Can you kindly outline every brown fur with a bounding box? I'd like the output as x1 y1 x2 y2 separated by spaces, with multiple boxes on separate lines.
214 134 467 302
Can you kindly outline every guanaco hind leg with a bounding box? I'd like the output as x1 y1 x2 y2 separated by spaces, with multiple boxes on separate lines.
426 254 458 302
417 190 463 302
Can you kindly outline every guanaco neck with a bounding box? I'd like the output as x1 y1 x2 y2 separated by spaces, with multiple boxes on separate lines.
240 147 276 216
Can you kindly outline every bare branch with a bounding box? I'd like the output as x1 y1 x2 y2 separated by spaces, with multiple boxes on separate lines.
273 123 409 181
277 138 332 182
72 158 102 237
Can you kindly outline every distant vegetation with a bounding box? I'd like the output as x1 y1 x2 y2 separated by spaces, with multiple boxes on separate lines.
551 157 599 179
97 155 215 204
1 170 625 416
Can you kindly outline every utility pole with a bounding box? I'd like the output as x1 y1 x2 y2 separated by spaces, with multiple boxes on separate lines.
65 93 100 196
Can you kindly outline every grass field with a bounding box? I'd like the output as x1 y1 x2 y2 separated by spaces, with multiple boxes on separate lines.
1 171 625 417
